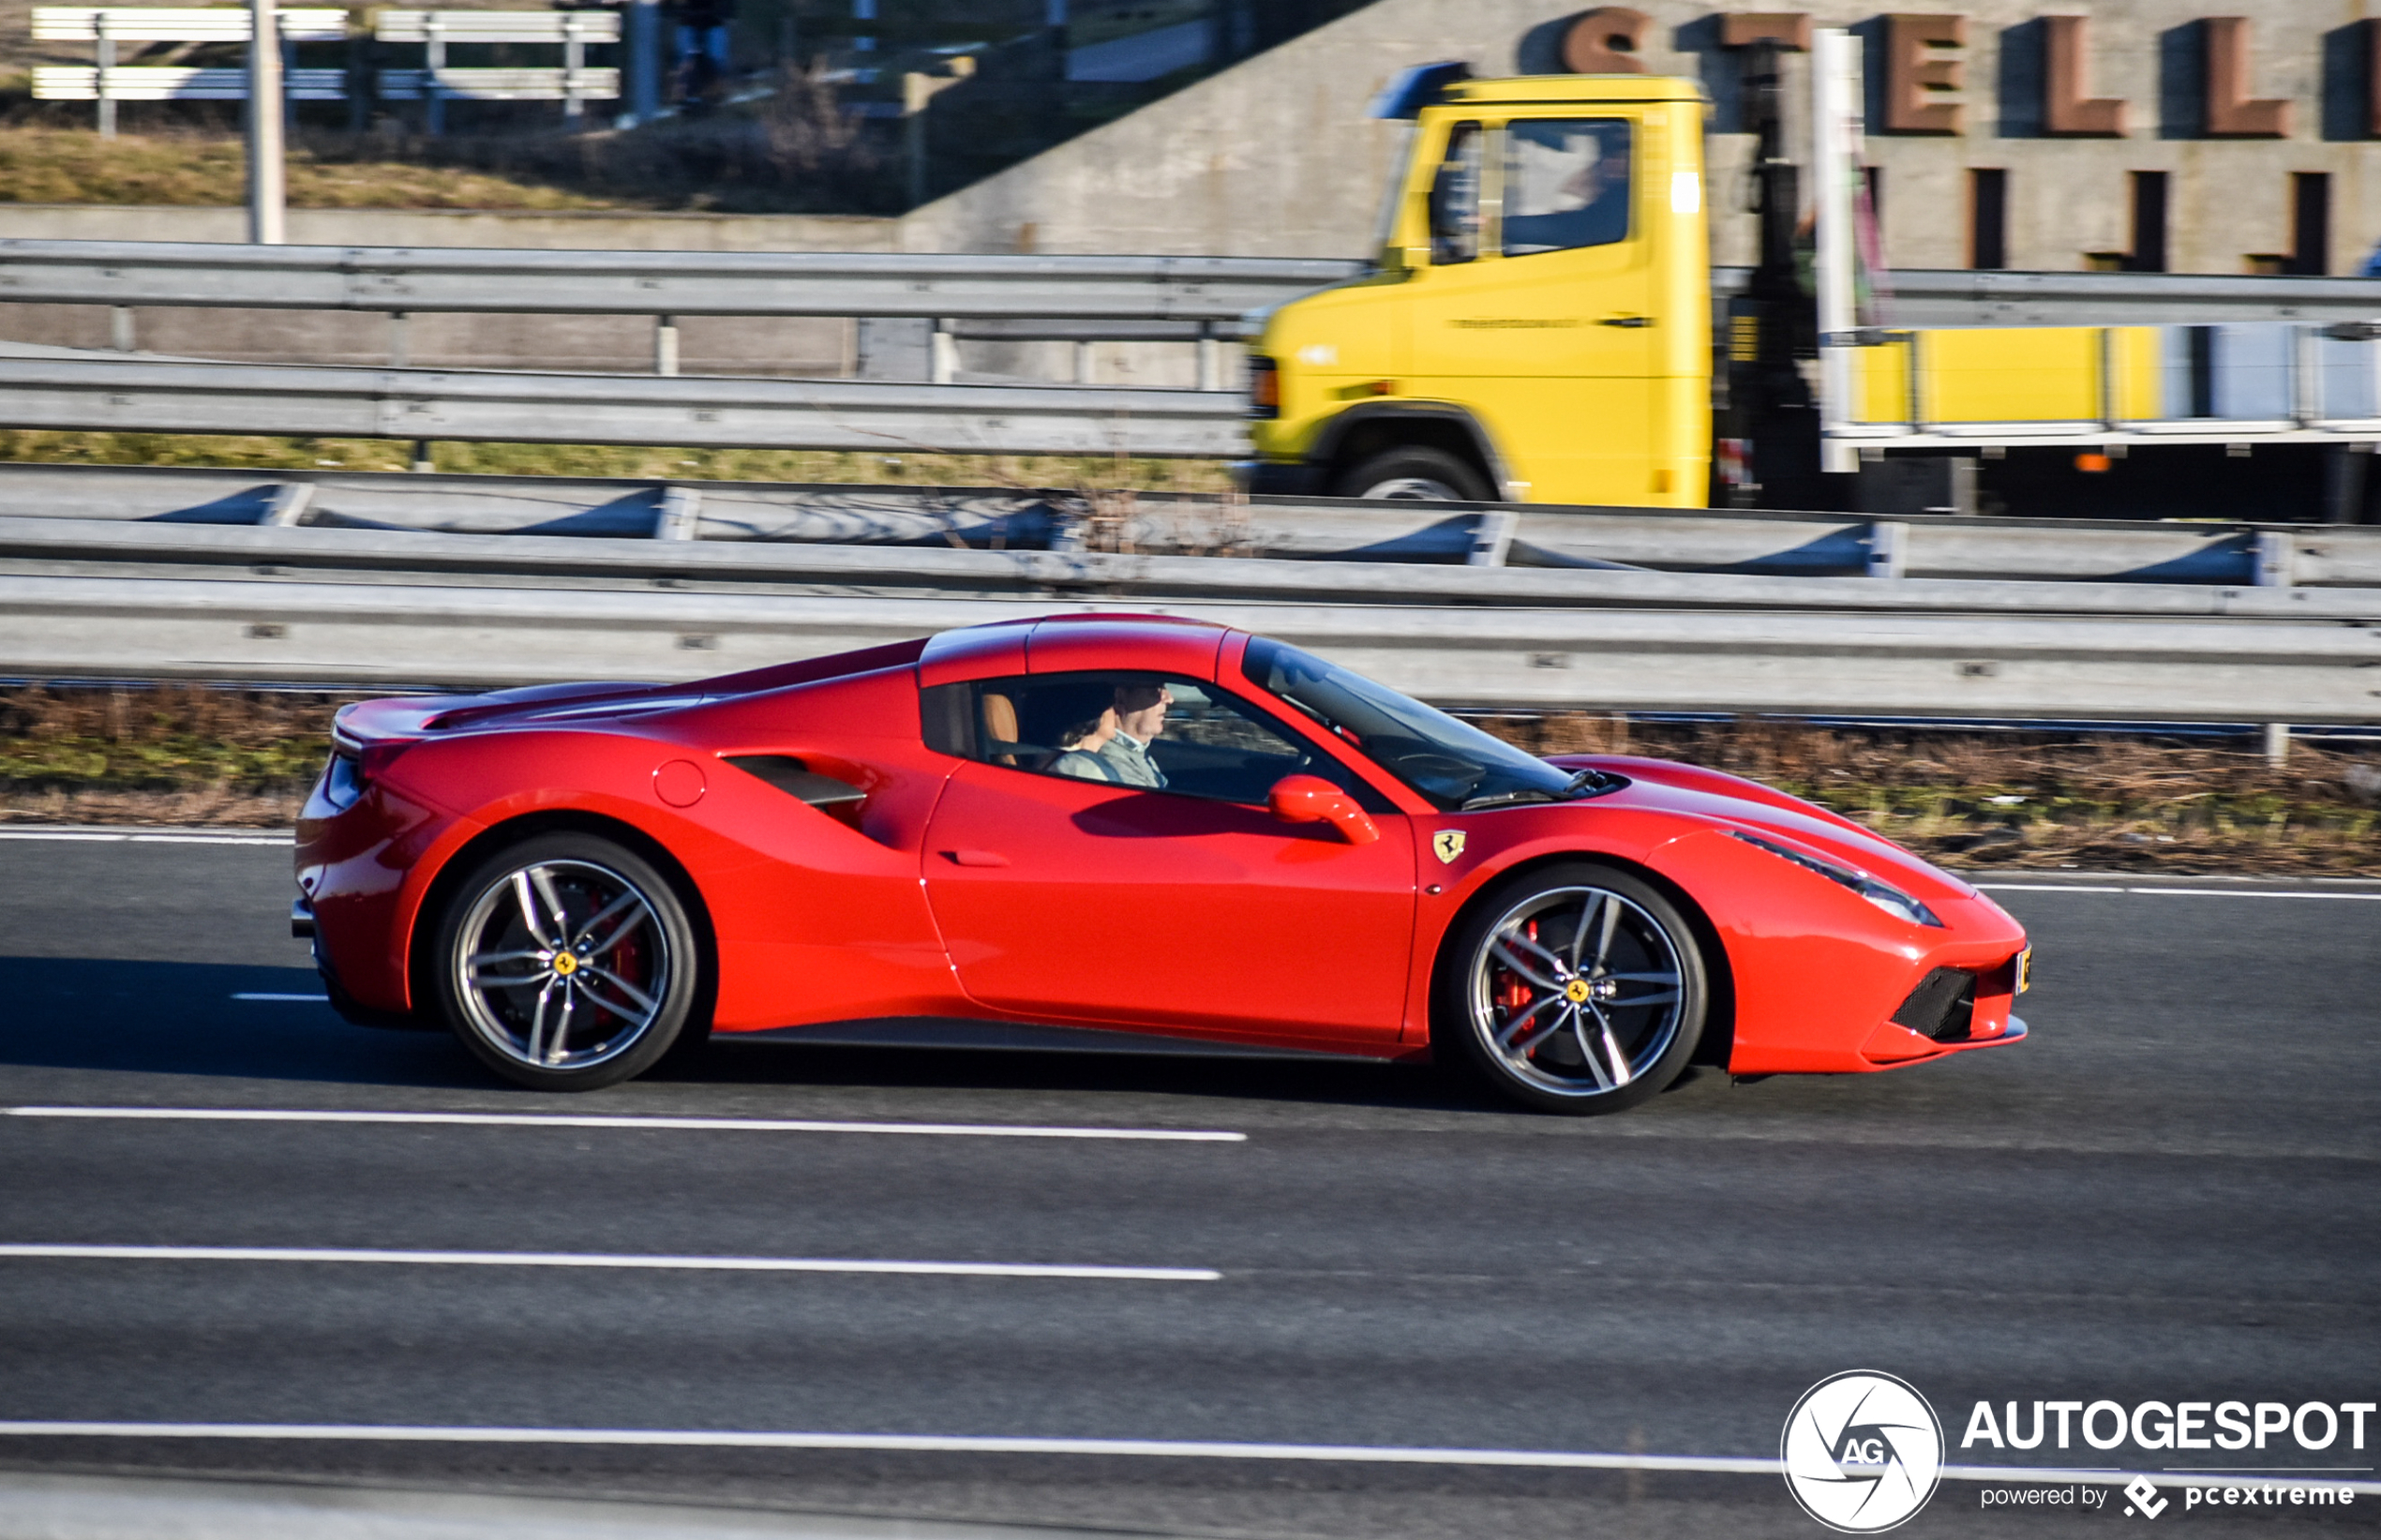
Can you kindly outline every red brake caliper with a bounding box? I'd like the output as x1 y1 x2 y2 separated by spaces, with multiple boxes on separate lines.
1495 920 1537 1043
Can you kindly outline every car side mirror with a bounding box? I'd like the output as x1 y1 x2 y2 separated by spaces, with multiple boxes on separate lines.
1267 774 1381 845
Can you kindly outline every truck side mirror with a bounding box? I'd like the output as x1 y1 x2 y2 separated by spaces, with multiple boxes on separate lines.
1267 774 1382 845
1426 123 1482 264
1427 165 1478 262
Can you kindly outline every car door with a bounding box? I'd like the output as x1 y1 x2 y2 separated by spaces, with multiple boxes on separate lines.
919 669 1416 1046
1401 112 1656 505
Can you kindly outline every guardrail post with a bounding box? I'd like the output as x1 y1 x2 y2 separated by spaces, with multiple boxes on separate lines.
1197 324 1222 392
2253 528 2293 587
387 311 409 366
260 482 315 526
653 484 701 540
94 12 115 138
110 306 134 353
654 315 680 377
410 440 434 472
1072 339 1094 385
932 322 959 385
1467 509 1518 567
2264 722 2290 768
1866 519 1908 579
562 12 586 122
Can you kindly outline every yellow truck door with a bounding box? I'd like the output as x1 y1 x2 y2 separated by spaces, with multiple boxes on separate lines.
1402 109 1657 505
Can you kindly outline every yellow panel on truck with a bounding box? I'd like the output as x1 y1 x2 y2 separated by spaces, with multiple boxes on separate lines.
1846 326 2168 428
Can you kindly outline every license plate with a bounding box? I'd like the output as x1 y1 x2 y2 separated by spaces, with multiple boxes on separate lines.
2014 947 2032 994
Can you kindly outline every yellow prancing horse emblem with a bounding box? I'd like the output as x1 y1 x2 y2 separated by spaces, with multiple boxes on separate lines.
1432 830 1466 864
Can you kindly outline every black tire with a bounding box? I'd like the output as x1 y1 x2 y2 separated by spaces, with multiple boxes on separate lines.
1332 446 1493 502
1432 862 1707 1115
430 832 702 1092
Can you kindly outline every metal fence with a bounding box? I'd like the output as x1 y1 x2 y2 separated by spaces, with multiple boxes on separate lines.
4 516 2376 723
0 353 1248 457
7 461 2381 588
0 241 1361 323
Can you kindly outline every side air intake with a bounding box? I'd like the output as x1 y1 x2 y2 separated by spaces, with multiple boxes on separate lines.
1891 968 1978 1042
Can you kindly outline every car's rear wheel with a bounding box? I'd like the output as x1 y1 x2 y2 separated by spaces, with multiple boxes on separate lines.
1332 446 1493 502
1435 864 1706 1114
432 833 698 1091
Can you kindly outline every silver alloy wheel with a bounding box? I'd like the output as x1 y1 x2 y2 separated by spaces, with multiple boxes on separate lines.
1466 884 1686 1098
451 859 671 1072
1358 475 1464 501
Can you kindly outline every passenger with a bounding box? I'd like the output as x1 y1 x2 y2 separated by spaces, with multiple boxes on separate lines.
1098 682 1172 788
1048 708 1124 783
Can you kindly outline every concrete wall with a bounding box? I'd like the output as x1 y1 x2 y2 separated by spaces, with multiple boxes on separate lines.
900 0 2381 276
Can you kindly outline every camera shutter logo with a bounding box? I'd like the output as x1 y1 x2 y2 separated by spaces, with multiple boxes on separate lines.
1781 1370 1944 1532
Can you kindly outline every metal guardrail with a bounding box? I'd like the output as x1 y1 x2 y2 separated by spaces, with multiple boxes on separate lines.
5 462 2378 589
6 242 2374 330
0 355 1247 457
0 241 1363 323
3 516 2377 721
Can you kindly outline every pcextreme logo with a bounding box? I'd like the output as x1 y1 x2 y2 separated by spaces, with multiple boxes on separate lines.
1782 1370 1946 1533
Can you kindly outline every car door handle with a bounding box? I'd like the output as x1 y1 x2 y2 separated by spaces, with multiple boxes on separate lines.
1599 314 1653 328
941 849 1011 868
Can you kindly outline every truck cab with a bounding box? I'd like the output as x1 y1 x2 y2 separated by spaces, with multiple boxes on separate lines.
1245 74 1712 508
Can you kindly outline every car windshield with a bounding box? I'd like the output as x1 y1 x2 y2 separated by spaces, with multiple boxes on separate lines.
1243 636 1620 811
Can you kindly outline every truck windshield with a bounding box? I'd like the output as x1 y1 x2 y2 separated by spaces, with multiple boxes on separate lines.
1243 636 1620 811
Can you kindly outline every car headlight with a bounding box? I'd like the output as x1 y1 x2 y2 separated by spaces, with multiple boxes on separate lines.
1728 830 1945 928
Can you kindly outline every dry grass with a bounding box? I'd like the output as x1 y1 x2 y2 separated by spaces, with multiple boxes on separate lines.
0 67 894 214
0 684 364 828
7 687 2376 875
0 126 616 210
0 431 1239 494
1476 715 2381 875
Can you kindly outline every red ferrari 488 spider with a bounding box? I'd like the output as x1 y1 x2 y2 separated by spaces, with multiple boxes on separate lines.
294 614 2029 1114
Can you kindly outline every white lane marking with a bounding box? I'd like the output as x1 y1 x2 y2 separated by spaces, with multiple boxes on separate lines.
230 994 330 1003
0 1425 2365 1493
1979 884 2381 901
0 830 288 846
2126 887 2381 901
3 1107 1247 1143
1975 884 2126 893
0 1245 1216 1282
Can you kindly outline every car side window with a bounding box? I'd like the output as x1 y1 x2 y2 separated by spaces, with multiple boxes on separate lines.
924 672 1390 811
1503 118 1631 257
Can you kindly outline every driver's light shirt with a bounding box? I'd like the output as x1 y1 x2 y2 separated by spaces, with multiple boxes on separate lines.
1098 731 1166 788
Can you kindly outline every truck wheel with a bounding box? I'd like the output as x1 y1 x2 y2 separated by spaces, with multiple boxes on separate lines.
1333 447 1492 502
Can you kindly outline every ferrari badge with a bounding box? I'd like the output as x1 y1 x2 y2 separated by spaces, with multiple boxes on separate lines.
1432 830 1466 864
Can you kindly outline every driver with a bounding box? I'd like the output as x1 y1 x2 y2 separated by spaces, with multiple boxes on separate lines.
1096 682 1171 788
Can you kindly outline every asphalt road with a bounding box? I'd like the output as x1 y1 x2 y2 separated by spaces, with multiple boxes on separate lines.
0 831 2376 1538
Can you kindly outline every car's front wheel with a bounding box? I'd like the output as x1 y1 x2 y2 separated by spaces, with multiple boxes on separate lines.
1435 864 1706 1114
431 833 700 1091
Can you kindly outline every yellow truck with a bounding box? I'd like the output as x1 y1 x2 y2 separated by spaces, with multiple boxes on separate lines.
1241 43 2379 519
